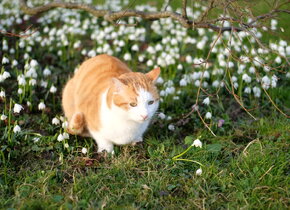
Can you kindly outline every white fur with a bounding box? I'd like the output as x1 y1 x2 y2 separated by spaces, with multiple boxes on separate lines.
89 88 159 153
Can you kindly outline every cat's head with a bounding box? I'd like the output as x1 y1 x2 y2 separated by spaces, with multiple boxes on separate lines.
111 67 160 123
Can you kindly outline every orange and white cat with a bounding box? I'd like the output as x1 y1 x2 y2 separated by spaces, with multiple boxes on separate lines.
62 54 160 153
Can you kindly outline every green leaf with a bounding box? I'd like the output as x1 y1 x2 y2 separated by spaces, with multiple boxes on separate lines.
52 195 63 202
206 144 222 153
184 136 194 145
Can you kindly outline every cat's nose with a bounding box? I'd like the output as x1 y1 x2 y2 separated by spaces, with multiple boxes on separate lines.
141 115 148 120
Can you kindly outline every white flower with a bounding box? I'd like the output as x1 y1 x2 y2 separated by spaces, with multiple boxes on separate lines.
168 124 175 131
38 102 46 110
253 86 261 97
2 71 11 79
13 104 24 113
0 90 5 98
242 74 252 83
156 77 164 84
17 88 23 95
1 114 7 120
261 76 271 89
2 56 9 64
146 59 153 66
64 143 69 148
12 60 18 67
13 125 21 133
275 56 282 64
156 112 165 120
244 87 251 94
33 137 40 143
43 68 51 76
81 147 88 154
29 79 37 86
52 117 60 125
192 139 202 148
196 168 202 176
179 78 187 86
205 112 212 119
50 85 57 93
202 97 210 106
177 64 183 70
131 44 139 51
62 121 68 129
57 134 64 142
30 59 38 67
63 132 69 139
18 75 26 85
123 53 132 61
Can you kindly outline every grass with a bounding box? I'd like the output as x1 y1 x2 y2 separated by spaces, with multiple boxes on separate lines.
1 114 289 209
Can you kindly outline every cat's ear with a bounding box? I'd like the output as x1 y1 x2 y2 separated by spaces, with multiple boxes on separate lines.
146 67 160 83
112 78 125 92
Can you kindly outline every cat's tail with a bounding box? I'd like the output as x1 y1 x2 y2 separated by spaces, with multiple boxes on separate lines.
67 112 86 135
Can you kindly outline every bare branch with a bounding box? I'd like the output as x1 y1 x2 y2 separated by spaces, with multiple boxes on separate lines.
19 0 289 33
182 0 188 19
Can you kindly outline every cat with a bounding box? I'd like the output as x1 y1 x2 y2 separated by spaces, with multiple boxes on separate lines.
62 54 160 153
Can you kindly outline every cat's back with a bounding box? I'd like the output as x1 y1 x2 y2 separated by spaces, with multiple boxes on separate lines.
75 54 131 81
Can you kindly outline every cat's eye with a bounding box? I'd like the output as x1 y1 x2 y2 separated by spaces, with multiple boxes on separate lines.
130 102 137 107
148 100 154 105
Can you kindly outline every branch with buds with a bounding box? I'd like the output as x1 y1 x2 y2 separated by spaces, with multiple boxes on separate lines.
19 0 289 33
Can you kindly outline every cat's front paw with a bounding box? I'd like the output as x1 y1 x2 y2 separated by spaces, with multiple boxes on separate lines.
131 137 143 146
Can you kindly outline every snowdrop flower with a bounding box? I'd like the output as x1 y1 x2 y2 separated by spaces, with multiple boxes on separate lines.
242 74 251 83
156 77 164 84
177 64 183 70
205 112 212 119
168 124 175 131
1 114 7 121
13 125 21 133
123 53 132 61
50 85 57 93
33 137 40 143
29 79 37 86
261 76 271 89
62 121 68 129
18 76 26 85
249 66 256 74
17 88 23 95
131 44 139 51
2 56 9 64
13 104 23 113
275 56 282 64
52 117 60 125
41 80 48 88
192 139 202 148
81 147 88 154
196 168 202 176
0 90 5 98
253 86 261 97
185 55 193 63
38 102 46 110
30 59 38 67
146 59 153 66
43 68 51 76
158 112 166 120
2 71 11 79
12 60 18 67
263 66 271 72
63 132 69 140
202 97 210 106
179 78 187 86
244 87 251 94
57 133 64 142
